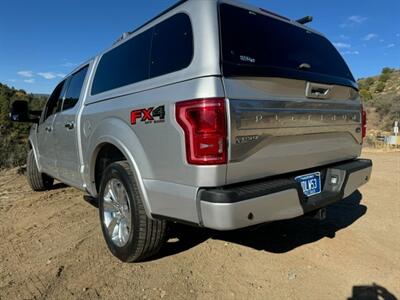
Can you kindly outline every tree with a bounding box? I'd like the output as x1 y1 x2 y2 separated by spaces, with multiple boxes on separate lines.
382 67 393 74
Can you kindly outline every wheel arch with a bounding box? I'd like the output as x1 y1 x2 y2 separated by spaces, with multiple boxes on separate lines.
28 137 41 171
85 118 153 217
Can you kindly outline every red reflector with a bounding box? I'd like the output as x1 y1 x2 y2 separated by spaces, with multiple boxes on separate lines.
176 98 227 165
362 106 367 140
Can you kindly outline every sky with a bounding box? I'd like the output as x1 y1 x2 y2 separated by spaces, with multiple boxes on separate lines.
0 0 399 94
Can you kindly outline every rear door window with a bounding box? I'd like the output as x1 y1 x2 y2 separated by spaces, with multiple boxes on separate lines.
63 66 89 111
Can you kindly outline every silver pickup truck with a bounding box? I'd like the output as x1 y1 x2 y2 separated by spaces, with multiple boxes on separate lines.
11 0 372 262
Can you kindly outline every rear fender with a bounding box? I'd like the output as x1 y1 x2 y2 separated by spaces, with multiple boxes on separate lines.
85 117 153 217
28 127 41 172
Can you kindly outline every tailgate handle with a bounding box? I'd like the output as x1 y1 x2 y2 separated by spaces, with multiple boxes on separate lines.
306 82 333 99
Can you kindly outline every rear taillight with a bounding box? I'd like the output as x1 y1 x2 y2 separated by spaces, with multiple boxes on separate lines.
362 106 367 140
176 98 227 165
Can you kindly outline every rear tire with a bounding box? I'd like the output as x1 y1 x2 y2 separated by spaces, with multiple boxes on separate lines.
98 161 167 262
26 149 54 191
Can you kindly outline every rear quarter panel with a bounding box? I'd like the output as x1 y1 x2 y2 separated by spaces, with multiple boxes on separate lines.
81 76 227 186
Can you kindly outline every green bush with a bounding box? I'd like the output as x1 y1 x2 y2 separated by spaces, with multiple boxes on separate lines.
375 81 385 93
358 77 375 90
379 72 390 83
359 89 373 101
364 77 375 89
382 67 394 74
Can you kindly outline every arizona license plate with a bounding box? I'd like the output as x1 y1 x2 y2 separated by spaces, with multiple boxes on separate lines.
295 172 322 197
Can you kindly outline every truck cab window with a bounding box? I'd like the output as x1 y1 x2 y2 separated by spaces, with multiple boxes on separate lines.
63 66 89 111
43 80 66 122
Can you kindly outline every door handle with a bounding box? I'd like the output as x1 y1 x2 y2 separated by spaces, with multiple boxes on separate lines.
45 126 52 132
64 121 75 130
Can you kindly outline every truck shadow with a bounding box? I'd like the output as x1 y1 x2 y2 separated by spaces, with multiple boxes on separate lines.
50 182 68 190
348 283 398 300
215 190 366 253
158 190 366 259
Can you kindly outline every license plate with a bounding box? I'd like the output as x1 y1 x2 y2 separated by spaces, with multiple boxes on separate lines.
295 172 321 197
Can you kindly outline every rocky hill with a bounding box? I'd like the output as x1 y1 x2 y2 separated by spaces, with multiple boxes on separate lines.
358 68 400 133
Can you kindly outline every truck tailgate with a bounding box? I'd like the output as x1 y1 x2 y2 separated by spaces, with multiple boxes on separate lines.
225 77 362 184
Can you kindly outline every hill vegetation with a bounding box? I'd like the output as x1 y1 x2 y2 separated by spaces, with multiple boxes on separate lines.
0 83 46 169
358 68 400 132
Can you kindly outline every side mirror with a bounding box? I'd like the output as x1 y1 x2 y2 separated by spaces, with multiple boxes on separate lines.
9 100 41 123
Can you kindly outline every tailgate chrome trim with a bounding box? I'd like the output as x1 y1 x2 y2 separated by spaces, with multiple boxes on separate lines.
229 99 362 162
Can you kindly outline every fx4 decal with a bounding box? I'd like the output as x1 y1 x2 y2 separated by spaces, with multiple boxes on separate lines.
131 105 166 125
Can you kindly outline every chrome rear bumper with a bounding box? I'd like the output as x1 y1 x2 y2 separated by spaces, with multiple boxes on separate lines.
199 159 372 230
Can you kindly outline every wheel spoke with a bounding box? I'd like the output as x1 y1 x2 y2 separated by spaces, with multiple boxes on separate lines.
109 181 118 202
102 178 132 247
118 219 124 244
121 199 130 219
116 183 125 205
107 216 118 237
111 180 121 204
103 199 118 213
119 219 129 245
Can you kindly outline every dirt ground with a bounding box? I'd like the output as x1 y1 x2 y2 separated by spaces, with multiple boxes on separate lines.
0 152 399 300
